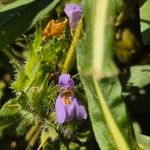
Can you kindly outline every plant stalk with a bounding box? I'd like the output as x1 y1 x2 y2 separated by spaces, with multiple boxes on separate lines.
62 18 83 73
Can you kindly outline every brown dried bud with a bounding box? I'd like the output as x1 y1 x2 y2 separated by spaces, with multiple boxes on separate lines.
42 18 68 41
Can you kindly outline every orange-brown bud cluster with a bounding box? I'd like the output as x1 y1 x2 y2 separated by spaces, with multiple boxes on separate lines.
42 18 67 41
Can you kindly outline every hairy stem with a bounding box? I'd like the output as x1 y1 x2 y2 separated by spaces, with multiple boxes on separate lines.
62 18 83 73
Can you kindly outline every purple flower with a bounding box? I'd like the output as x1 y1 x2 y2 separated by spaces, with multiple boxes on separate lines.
59 74 75 89
55 74 87 124
64 4 82 32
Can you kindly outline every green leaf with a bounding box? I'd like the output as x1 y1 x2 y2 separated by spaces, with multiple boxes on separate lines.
0 80 5 99
29 76 49 116
77 1 138 148
60 143 68 150
136 134 150 150
140 0 150 45
12 62 28 91
0 0 60 47
0 0 34 12
0 99 21 117
16 111 34 136
68 142 80 150
127 65 150 88
77 130 91 143
12 35 41 91
29 76 57 117
17 91 31 111
38 126 58 150
77 37 138 149
33 23 43 51
82 0 118 79
0 99 22 129
140 0 150 32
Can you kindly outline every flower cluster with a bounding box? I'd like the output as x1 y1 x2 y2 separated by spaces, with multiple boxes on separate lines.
55 74 87 124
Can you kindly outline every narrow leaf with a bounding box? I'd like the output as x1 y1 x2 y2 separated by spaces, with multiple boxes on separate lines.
140 0 150 45
77 37 138 149
82 0 118 79
0 99 22 128
0 0 60 47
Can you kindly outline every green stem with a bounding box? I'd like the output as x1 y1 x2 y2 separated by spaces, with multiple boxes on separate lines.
25 124 40 142
62 18 83 73
25 124 41 149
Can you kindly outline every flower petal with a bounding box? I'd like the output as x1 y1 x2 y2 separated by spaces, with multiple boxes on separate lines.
68 79 75 87
64 4 82 31
59 74 70 87
59 74 75 88
65 101 75 121
68 11 82 29
73 97 87 120
55 95 67 124
64 4 82 17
